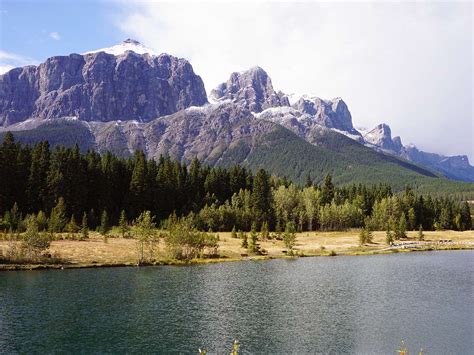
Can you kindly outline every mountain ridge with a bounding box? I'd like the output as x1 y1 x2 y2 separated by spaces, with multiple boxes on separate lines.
0 39 472 185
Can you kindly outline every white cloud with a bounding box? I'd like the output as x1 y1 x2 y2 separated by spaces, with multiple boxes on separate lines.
49 31 61 40
0 50 38 74
0 65 14 74
114 1 472 160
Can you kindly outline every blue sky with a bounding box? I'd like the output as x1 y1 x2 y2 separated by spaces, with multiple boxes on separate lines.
0 0 472 160
0 0 124 62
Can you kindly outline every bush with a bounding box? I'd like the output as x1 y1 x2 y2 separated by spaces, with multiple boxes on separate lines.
165 217 219 260
133 211 158 265
283 221 296 250
23 215 50 253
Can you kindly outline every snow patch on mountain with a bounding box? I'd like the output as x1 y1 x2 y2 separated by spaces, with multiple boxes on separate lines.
84 39 157 56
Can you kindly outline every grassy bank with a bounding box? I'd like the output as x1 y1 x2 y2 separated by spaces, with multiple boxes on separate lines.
1 230 473 271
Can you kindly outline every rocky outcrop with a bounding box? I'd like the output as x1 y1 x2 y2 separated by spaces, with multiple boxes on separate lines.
401 146 474 182
0 40 207 126
362 123 474 181
290 96 360 136
210 66 289 112
364 123 403 153
88 101 277 165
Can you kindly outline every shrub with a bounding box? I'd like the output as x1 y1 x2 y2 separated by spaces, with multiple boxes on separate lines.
133 211 158 265
283 221 296 250
165 217 219 260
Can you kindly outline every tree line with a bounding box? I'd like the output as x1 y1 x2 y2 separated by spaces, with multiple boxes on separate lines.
0 133 472 234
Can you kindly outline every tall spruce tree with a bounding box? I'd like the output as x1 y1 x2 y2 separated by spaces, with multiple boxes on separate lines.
249 222 259 253
119 210 129 238
251 169 272 228
49 197 67 233
99 210 110 236
320 174 334 205
23 214 50 255
418 225 424 241
459 202 472 231
395 213 407 239
283 221 296 252
80 213 89 240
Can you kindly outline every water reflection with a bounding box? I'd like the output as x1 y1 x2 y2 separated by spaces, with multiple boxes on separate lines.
0 251 472 353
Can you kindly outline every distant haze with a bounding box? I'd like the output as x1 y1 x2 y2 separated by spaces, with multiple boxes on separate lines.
115 1 473 161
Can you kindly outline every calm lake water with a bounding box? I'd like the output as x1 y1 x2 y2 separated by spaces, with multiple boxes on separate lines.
0 251 473 354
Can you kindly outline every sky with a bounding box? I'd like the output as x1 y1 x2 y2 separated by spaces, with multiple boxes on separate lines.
0 0 472 161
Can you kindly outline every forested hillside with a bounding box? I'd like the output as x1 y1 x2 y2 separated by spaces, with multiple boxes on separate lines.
2 121 473 195
0 133 472 235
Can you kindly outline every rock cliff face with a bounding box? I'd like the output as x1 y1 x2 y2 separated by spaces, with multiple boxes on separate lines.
88 101 277 165
210 66 289 112
0 40 207 126
290 95 360 136
401 146 474 182
0 41 472 182
362 123 474 181
363 123 403 153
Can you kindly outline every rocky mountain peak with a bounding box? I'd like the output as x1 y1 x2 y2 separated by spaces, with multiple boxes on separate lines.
289 95 358 135
122 38 142 45
210 66 289 112
84 38 157 56
0 46 207 126
364 123 402 153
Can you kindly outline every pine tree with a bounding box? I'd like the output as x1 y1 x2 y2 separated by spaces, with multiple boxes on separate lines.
304 173 313 188
407 207 416 231
283 221 296 252
66 215 80 233
459 201 472 231
129 151 149 218
231 226 237 239
49 197 67 233
23 214 50 255
275 220 282 234
418 225 424 241
320 174 334 205
36 210 48 232
395 213 407 239
438 207 452 230
260 221 269 241
249 222 259 252
365 224 373 244
27 141 50 213
358 228 367 246
119 210 129 238
251 169 272 228
9 202 20 231
87 209 98 230
99 210 110 237
386 224 393 245
0 133 22 214
240 231 248 248
80 213 89 240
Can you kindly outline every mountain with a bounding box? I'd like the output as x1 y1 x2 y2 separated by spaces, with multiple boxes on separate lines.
363 124 403 153
210 66 289 112
0 39 207 126
362 122 474 182
0 39 473 191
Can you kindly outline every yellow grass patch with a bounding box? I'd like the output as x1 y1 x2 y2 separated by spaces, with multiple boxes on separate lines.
1 230 473 269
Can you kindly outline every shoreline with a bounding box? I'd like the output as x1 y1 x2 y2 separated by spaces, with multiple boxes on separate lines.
2 243 472 272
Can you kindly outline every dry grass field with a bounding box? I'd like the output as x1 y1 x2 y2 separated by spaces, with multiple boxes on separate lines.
1 230 473 269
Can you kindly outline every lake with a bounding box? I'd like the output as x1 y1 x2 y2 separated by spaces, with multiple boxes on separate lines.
0 251 472 354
